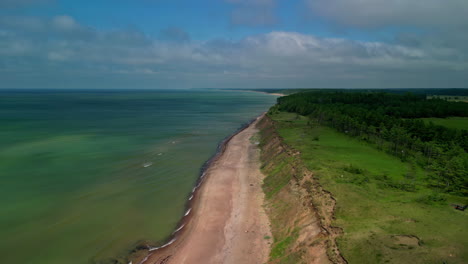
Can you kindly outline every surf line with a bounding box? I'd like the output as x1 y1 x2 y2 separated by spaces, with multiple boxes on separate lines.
132 115 262 264
148 238 177 252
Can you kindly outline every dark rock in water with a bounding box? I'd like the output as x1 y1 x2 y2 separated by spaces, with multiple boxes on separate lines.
135 244 150 251
132 240 155 252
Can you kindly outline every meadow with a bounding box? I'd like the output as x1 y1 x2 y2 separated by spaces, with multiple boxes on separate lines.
269 111 467 264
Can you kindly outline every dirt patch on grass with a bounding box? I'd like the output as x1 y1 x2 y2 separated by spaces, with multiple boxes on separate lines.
392 235 421 247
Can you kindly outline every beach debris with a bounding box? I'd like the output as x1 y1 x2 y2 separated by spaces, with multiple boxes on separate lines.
143 162 153 168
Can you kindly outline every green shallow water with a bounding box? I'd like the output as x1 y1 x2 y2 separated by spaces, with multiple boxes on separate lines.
0 90 277 264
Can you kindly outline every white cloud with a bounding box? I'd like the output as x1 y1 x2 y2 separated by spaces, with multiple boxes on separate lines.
51 15 80 31
0 16 46 32
0 15 467 88
306 0 468 29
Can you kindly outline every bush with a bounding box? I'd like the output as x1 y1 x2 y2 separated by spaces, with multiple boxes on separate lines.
415 193 447 205
377 179 417 192
344 164 364 174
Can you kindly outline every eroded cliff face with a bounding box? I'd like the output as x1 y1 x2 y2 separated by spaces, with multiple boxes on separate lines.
257 115 347 264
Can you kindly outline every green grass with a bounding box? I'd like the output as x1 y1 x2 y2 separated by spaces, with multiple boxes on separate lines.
420 117 468 130
263 157 294 199
269 111 468 264
270 236 295 259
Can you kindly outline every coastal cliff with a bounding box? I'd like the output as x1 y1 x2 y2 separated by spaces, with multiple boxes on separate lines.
257 115 347 264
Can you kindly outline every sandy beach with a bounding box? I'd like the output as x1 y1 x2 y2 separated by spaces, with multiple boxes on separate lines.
266 92 286 97
248 90 285 97
143 115 271 264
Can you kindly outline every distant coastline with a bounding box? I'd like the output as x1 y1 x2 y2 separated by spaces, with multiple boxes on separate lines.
250 90 285 97
221 89 285 97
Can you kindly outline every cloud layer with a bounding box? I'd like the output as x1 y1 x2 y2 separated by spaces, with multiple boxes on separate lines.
1 14 467 88
307 0 468 29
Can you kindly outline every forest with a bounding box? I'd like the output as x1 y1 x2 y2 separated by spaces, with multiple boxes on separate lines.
276 91 468 195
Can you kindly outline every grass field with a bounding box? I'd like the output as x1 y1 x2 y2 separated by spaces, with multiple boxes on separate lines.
269 111 467 264
420 117 468 130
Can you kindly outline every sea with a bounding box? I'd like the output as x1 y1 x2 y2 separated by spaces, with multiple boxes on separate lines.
0 89 277 264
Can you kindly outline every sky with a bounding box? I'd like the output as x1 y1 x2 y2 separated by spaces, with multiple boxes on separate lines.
1 0 467 89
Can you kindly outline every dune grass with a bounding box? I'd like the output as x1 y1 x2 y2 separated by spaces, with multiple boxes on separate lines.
270 111 467 264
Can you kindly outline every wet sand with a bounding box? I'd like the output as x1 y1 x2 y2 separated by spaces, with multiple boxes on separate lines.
144 115 271 264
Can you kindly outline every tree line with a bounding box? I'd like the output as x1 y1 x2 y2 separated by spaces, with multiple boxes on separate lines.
276 91 467 195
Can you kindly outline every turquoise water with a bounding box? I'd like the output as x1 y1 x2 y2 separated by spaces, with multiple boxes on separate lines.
0 90 277 264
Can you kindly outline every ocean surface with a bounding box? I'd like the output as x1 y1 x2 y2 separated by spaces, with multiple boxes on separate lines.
0 89 277 264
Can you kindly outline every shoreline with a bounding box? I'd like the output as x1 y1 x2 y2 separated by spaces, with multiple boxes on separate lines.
218 89 285 97
251 90 286 97
128 114 271 264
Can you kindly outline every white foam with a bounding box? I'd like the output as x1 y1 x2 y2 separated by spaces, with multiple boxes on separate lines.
138 255 149 264
184 208 192 216
173 224 185 234
188 195 193 200
148 238 177 252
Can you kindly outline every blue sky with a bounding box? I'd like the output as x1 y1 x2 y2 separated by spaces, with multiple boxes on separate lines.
2 0 348 41
1 0 467 88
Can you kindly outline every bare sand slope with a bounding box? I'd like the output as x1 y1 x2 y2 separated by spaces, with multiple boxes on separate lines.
145 116 271 264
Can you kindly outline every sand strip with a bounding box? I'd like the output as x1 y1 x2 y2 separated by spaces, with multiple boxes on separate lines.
143 115 271 264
